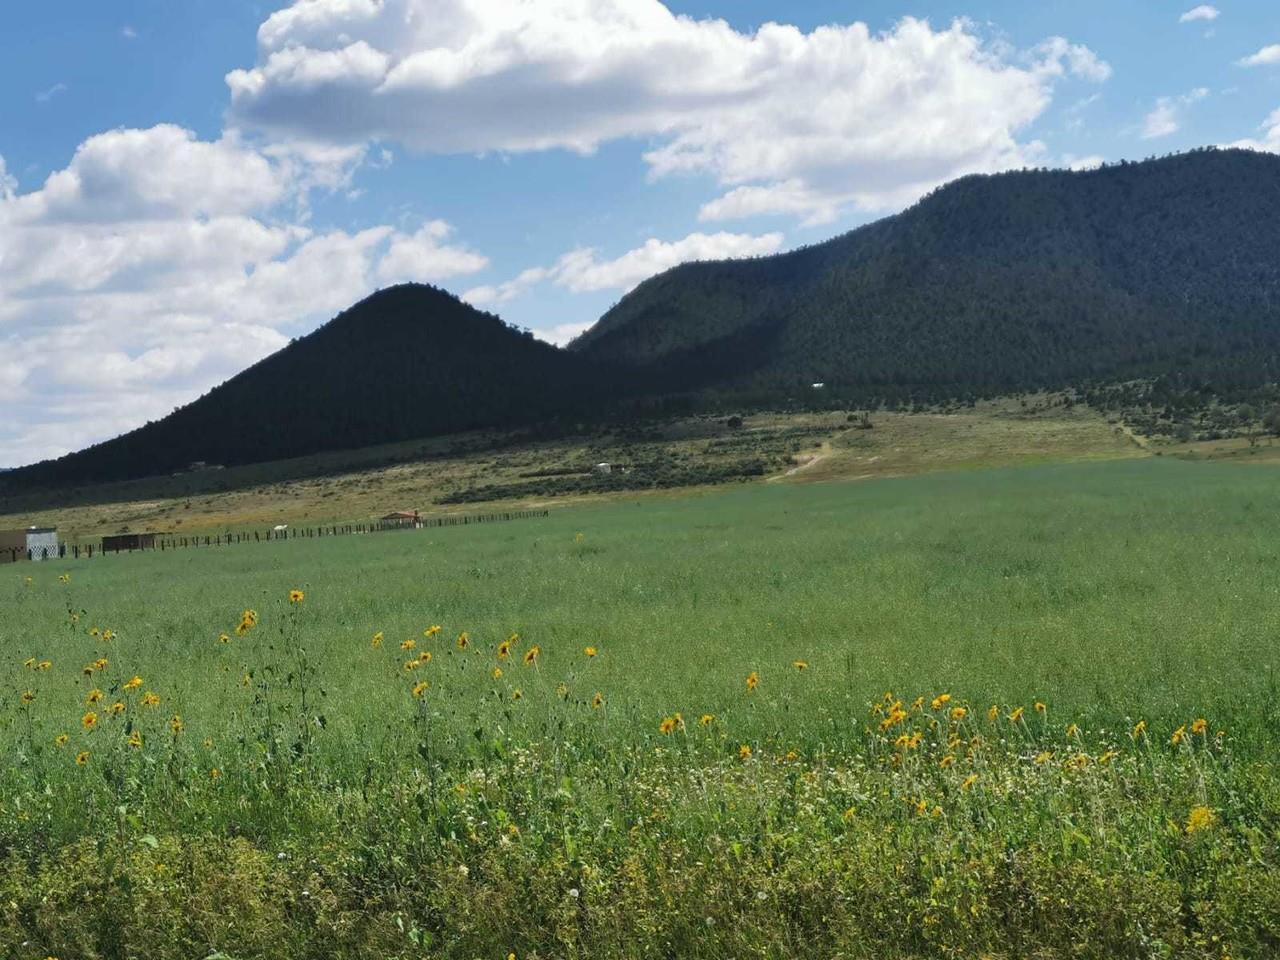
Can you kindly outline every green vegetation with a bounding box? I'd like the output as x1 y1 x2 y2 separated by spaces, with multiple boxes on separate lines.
577 149 1280 402
10 149 1280 493
4 458 1280 957
0 402 1136 541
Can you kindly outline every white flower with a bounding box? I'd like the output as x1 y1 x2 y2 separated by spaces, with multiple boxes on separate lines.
568 888 580 899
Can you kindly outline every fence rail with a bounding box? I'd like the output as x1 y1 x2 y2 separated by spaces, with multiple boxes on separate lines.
2 509 551 563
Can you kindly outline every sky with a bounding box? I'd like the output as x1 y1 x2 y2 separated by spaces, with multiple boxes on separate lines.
2 1 1279 468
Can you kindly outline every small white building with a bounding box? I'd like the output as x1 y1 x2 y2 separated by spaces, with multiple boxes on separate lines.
592 463 613 475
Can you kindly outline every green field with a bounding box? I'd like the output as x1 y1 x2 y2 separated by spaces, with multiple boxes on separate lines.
4 458 1280 958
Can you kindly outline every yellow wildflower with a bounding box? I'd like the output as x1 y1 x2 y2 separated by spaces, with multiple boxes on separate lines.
75 751 90 766
403 659 420 671
987 704 999 722
38 660 51 671
54 734 69 747
108 701 125 715
1034 751 1054 765
81 711 98 730
792 660 809 671
592 692 604 709
492 667 504 680
950 706 968 721
1191 718 1208 735
523 645 540 666
218 633 230 644
128 731 143 749
23 657 35 669
584 646 598 658
288 589 304 603
170 715 184 734
400 638 416 651
930 693 951 710
746 671 760 691
1132 720 1147 739
457 632 470 650
699 713 714 726
140 692 161 707
1034 701 1047 714
1171 725 1187 747
210 768 221 779
1097 749 1118 764
939 754 956 769
659 716 678 735
1066 723 1080 738
59 573 70 583
412 681 429 698
20 690 35 705
511 689 523 701
424 625 442 638
86 688 103 705
371 632 384 648
1185 805 1216 835
124 676 142 690
738 744 753 760
1008 707 1024 723
961 774 979 792
419 651 432 664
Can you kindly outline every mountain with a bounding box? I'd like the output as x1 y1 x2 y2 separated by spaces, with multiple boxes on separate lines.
7 285 612 488
8 148 1280 490
571 148 1280 400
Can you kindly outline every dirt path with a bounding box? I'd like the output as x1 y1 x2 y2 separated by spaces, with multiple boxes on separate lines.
770 443 831 482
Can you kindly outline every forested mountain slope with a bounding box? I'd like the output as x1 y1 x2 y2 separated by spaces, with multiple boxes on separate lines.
8 285 609 488
572 149 1280 397
9 149 1280 490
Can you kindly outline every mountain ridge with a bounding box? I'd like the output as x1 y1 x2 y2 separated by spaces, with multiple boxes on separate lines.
7 147 1280 490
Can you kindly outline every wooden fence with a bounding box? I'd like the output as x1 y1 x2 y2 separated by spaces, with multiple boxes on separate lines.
1 509 550 563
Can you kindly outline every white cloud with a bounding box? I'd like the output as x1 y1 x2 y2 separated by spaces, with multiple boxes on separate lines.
1063 154 1106 171
121 26 138 40
1225 108 1280 153
227 1 1108 221
0 125 488 467
1179 6 1220 23
465 230 783 308
1239 44 1280 67
1141 88 1209 140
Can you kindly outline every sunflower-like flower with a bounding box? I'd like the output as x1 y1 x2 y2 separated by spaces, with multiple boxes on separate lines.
523 645 540 666
288 589 305 604
592 692 604 709
584 646 598 658
1185 805 1215 835
76 751 90 766
457 632 469 650
412 681 429 699
81 711 98 730
746 671 760 692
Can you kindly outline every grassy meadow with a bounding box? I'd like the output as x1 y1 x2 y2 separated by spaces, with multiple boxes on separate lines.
4 457 1280 958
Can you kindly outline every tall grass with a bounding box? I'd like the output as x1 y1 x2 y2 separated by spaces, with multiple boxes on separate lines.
3 458 1279 957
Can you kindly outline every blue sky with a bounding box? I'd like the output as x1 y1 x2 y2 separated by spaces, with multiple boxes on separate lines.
2 0 1279 467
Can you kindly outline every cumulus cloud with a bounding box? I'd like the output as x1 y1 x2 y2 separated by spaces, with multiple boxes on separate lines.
465 230 783 308
1142 88 1209 139
1179 6 1220 23
0 125 487 467
1239 44 1280 67
227 1 1109 221
1225 108 1280 153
